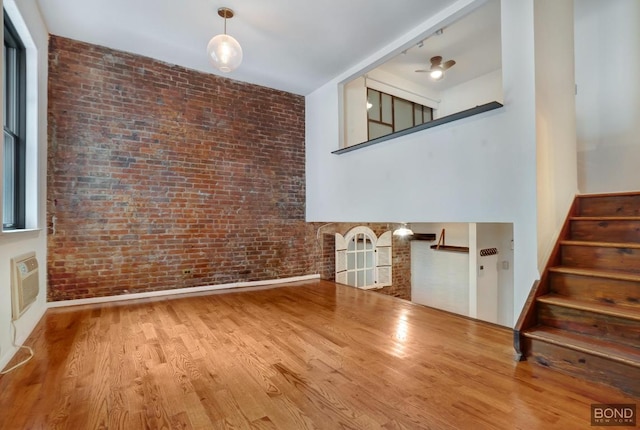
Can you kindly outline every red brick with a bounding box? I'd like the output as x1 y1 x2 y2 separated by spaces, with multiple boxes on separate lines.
47 36 317 300
47 36 411 302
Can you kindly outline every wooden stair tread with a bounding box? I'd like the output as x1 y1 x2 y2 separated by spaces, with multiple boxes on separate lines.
523 326 640 368
549 266 640 282
537 294 640 321
560 240 640 249
570 216 640 221
516 191 640 394
579 191 640 198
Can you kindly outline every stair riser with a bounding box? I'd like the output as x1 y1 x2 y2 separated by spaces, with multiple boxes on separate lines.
570 220 640 243
523 337 640 396
550 272 640 308
538 303 640 348
561 245 640 273
578 195 640 217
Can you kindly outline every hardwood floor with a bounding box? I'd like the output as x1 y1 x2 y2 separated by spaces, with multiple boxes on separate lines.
0 280 636 429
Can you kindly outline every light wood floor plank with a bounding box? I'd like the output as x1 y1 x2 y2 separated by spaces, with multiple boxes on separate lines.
0 280 637 429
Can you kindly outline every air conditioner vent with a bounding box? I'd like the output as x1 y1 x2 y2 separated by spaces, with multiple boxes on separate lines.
11 252 40 320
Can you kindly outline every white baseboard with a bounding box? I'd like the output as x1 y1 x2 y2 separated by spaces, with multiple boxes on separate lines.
47 274 321 309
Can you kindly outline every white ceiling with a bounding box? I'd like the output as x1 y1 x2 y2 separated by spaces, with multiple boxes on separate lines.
36 0 473 95
375 0 501 92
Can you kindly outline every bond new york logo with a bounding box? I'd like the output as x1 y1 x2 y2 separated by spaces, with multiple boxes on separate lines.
591 404 636 427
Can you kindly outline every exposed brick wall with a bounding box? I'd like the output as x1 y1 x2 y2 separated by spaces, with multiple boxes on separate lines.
320 233 336 282
47 36 321 300
385 235 412 300
317 223 412 300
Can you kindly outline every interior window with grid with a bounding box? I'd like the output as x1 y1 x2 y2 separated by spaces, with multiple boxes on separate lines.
367 88 433 141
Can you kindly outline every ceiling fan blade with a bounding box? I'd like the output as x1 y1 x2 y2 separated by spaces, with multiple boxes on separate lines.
430 56 442 66
442 59 456 70
415 69 429 73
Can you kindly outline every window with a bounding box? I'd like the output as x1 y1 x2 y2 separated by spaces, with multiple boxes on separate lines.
346 232 375 288
3 11 26 230
367 89 433 140
335 227 392 290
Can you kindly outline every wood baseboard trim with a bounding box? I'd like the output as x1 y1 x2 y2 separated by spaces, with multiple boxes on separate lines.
46 274 321 309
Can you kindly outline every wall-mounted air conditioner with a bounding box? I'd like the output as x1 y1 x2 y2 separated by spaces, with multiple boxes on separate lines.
11 252 40 320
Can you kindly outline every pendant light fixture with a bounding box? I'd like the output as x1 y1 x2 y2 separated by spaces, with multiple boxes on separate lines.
393 223 414 237
207 7 243 73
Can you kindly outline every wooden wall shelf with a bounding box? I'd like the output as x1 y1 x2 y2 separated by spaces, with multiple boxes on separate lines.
430 245 470 253
430 228 470 253
410 233 436 241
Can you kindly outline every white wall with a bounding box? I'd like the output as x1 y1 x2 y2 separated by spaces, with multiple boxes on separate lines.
410 222 513 327
436 69 503 118
476 252 498 321
534 0 578 269
476 222 513 326
411 223 469 316
306 0 540 325
343 76 368 147
0 0 48 370
575 0 640 193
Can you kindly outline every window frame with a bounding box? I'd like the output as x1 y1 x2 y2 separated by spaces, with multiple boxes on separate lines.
346 231 376 288
366 88 434 141
335 227 392 290
3 10 27 231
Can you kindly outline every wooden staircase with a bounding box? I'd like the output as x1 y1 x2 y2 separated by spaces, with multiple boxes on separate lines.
515 192 640 396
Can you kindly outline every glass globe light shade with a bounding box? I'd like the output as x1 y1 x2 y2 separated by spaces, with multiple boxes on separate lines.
207 34 243 73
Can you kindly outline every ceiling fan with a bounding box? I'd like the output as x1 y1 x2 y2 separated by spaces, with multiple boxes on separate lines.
415 56 456 80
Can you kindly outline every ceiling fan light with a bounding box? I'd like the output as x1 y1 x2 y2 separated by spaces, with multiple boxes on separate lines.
430 68 443 80
207 34 243 73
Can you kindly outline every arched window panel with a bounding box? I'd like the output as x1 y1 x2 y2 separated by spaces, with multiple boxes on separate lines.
335 227 392 289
